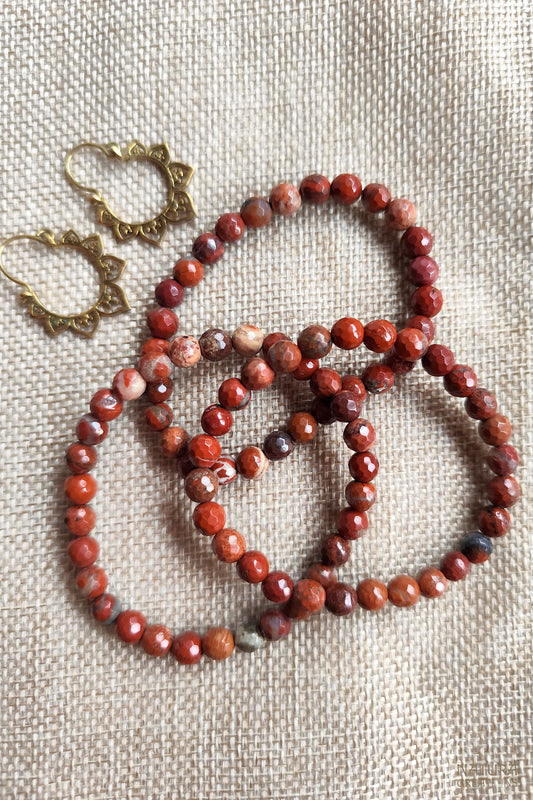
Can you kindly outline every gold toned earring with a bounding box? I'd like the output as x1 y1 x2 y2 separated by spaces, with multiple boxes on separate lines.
64 140 196 245
0 229 129 337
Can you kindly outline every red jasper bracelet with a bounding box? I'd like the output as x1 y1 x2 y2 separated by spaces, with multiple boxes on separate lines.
63 173 520 663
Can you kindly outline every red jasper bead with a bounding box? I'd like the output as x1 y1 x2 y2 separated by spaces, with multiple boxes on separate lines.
411 285 443 317
422 344 455 376
191 232 225 264
92 593 121 624
441 550 471 581
284 579 326 619
199 328 233 362
487 444 519 476
356 579 388 610
173 257 204 287
241 357 275 390
330 390 361 422
325 582 358 616
141 338 171 356
387 574 420 607
142 625 173 657
262 332 289 355
155 278 185 308
146 378 173 404
361 183 391 212
465 388 498 420
146 307 179 339
401 226 434 257
348 451 379 482
171 630 202 664
145 403 173 431
188 434 222 468
385 197 417 230
212 528 246 563
266 340 302 373
478 506 511 538
362 363 395 394
310 367 342 398
66 443 97 474
76 414 108 445
305 563 338 589
260 610 291 641
210 455 236 486
478 414 512 446
331 173 362 205
322 534 351 566
345 481 376 512
89 389 124 422
215 212 246 242
65 474 97 504
269 183 302 215
160 426 188 457
193 501 226 536
331 317 364 349
236 446 269 479
341 375 367 403
65 504 96 536
237 550 269 583
407 256 439 285
336 507 369 540
184 468 219 502
262 571 294 603
363 319 397 353
487 475 520 507
405 315 435 343
299 174 330 204
201 404 233 436
292 358 319 380
67 536 99 568
417 567 448 598
202 628 235 661
138 352 172 382
343 418 376 451
394 328 428 361
297 325 332 359
444 364 477 397
76 565 108 598
240 197 272 228
116 610 146 643
383 353 415 375
287 411 318 443
218 377 251 410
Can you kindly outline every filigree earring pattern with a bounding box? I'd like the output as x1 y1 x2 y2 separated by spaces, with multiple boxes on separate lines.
64 141 196 245
0 229 130 337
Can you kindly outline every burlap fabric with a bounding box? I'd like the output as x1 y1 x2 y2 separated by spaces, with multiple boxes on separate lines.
0 2 531 798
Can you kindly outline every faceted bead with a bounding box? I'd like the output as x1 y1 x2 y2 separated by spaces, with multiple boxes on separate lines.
331 317 364 349
260 610 291 641
441 551 471 581
422 344 455 376
211 528 246 562
241 357 275 390
218 378 251 410
184 468 219 502
262 332 289 355
188 435 221 468
263 430 295 460
160 426 188 457
269 183 301 215
330 173 362 205
299 174 330 204
169 336 201 368
199 328 233 361
343 418 376 451
383 353 415 375
384 197 417 230
138 353 172 382
284 579 326 620
487 444 519 476
478 506 511 538
240 197 272 228
341 375 367 403
191 232 225 264
405 315 435 343
67 536 99 568
322 534 351 566
345 481 376 512
146 378 173 404
330 390 361 422
411 286 443 317
193 501 226 536
356 578 388 610
65 474 97 504
393 328 428 361
237 550 269 583
336 507 369 540
325 582 358 616
387 575 420 607
487 475 520 507
66 443 97 474
232 324 264 357
201 405 233 437
417 567 448 598
76 414 108 446
292 358 319 381
362 363 395 394
266 340 302 373
145 403 173 431
236 446 269 479
348 451 379 482
478 414 512 445
155 278 184 308
146 307 179 339
305 563 338 589
407 256 439 285
262 571 294 603
234 624 266 653
89 388 123 422
465 388 498 420
141 624 172 657
92 593 121 624
311 397 336 425
361 183 391 212
116 610 146 643
215 212 246 242
310 367 342 398
112 368 146 401
65 504 96 536
173 257 204 287
461 531 493 563
202 627 234 660
141 338 171 356
76 565 108 598
287 411 318 444
443 364 477 397
171 631 202 664
212 455 237 486
401 226 434 257
297 325 332 359
364 319 397 353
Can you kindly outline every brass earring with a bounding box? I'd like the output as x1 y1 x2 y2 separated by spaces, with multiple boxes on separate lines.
64 140 196 245
0 229 129 337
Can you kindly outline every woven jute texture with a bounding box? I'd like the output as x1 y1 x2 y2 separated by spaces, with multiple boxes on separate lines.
0 2 531 798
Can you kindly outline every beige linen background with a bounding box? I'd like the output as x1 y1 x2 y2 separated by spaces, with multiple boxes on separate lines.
0 1 531 798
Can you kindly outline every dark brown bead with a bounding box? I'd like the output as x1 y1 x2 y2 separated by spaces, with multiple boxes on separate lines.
465 388 498 420
184 468 219 502
356 578 388 610
215 212 245 242
478 506 511 538
361 363 395 394
310 397 336 425
155 278 185 308
330 390 361 422
330 173 362 205
487 475 520 507
146 378 173 403
401 226 434 257
284 579 326 620
487 444 519 476
325 582 358 616
299 174 330 204
422 344 455 376
263 430 294 461
240 197 272 228
305 563 338 589
348 452 379 482
361 183 390 212
443 364 477 397
297 325 332 359
441 551 471 581
191 232 225 264
478 414 512 446
199 328 233 362
321 534 351 566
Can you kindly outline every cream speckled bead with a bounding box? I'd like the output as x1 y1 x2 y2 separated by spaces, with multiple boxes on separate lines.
232 324 264 357
169 336 202 367
112 368 146 401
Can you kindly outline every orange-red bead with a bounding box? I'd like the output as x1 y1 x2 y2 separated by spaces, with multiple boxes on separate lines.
299 174 330 204
262 571 294 603
237 550 269 583
417 567 448 598
116 610 146 643
394 328 428 361
343 418 376 452
211 528 247 563
173 257 204 287
76 414 108 445
284 579 326 619
193 501 226 535
146 307 179 339
202 627 234 660
65 474 97 505
330 173 362 205
345 481 376 512
215 212 246 242
184 468 219 502
411 285 443 317
171 630 203 664
331 317 364 349
478 414 512 446
65 504 96 536
387 575 420 607
201 405 233 437
76 565 108 598
90 388 123 421
188 434 222 468
66 443 97 474
287 411 318 443
336 507 369 540
142 624 173 656
310 367 342 398
218 377 251 410
384 197 417 230
269 183 301 215
67 536 99 568
160 426 189 457
356 578 388 610
235 446 269 480
443 364 477 397
240 197 272 228
364 319 397 353
241 357 275 390
266 340 302 373
486 475 521 507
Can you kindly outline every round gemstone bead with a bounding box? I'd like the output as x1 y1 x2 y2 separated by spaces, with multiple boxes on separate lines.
199 328 233 362
76 565 108 598
112 368 146 401
202 628 235 660
441 551 471 581
92 593 121 624
173 257 204 287
145 403 173 431
146 307 179 339
383 353 416 375
330 390 361 422
325 582 358 616
171 631 202 664
65 474 97 504
263 430 295 460
341 375 367 402
269 183 301 215
417 567 448 598
155 278 184 308
443 365 477 397
387 575 420 607
142 338 171 356
363 319 397 353
394 328 428 361
362 363 395 394
237 550 269 583
402 226 434 257
191 232 224 264
188 435 222 468
478 506 511 538
465 388 498 420
215 212 246 242
218 378 251 410
116 610 146 643
67 536 99 568
331 173 362 205
76 414 108 445
201 405 233 437
461 531 493 563
331 317 364 349
260 610 291 641
384 197 417 230
297 325 332 359
241 357 275 390
321 534 351 566
184 468 219 502
89 388 123 422
311 397 335 425
142 625 173 657
356 578 388 610
336 507 369 539
138 353 172 382
299 174 330 204
310 367 342 398
287 411 318 443
169 336 201 368
267 340 302 373
240 197 272 228
284 579 326 620
405 315 435 343
486 475 520 507
348 452 379 482
236 446 269 480
66 443 97 474
262 332 289 355
292 358 319 380
478 414 512 445
232 324 264 357
422 344 455 376
487 444 519 476
160 426 188 457
343 418 376 451
411 285 443 317
211 528 246 563
262 571 294 603
65 505 96 536
211 453 237 486
305 563 338 589
193 501 226 536
345 481 376 512
146 378 173 404
361 183 391 212
234 624 266 653
407 256 439 285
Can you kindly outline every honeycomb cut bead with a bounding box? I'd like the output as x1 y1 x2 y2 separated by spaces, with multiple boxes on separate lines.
232 324 264 357
348 452 379 482
138 353 172 382
402 226 434 257
299 174 330 204
241 357 275 390
478 506 511 538
487 444 519 476
478 414 512 446
461 531 493 563
407 256 439 286
322 534 351 566
155 278 184 308
331 173 362 205
240 197 272 228
325 582 358 616
215 212 246 242
76 565 108 599
262 571 294 603
345 481 376 512
65 505 96 536
361 183 391 212
465 388 498 420
145 403 173 431
193 502 226 536
267 340 302 373
422 344 455 376
384 197 417 230
142 625 173 657
169 336 201 368
112 368 146 400
310 367 342 398
417 567 448 598
336 508 369 540
441 551 471 581
263 430 294 460
65 474 97 505
173 258 204 287
146 307 179 339
218 378 251 410
405 315 435 344
161 426 188 457
201 405 233 437
387 575 420 607
90 388 123 422
443 364 477 397
284 579 326 620
330 390 361 422
236 446 269 480
394 328 428 361
297 325 332 359
191 232 224 264
363 319 397 353
184 469 219 502
67 536 99 568
487 475 520 507
146 378 173 404
211 528 246 563
356 578 388 610
76 414 108 446
362 363 394 394
343 418 376 451
171 631 202 664
237 550 269 583
260 610 291 641
92 593 121 624
305 563 338 589
287 411 318 443
411 285 443 317
66 443 97 474
188 435 222 468
116 610 146 643
269 183 301 215
331 317 364 349
199 328 233 362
